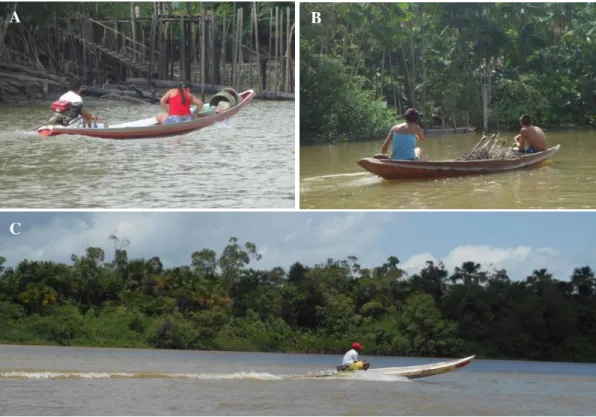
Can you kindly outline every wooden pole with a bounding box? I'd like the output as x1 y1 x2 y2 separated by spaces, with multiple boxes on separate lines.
249 6 254 88
148 5 157 87
253 2 262 90
222 11 227 85
113 19 118 51
234 10 242 86
180 12 186 81
279 10 283 92
231 4 237 86
210 8 216 85
189 3 196 65
285 7 290 91
275 7 279 93
81 17 87 81
286 8 290 92
185 2 192 79
159 17 166 79
130 2 137 63
238 7 244 71
238 9 243 85
169 24 174 80
200 2 206 100
269 8 273 58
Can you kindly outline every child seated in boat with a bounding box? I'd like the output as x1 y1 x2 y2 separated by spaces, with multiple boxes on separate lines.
514 114 547 153
381 108 424 161
156 82 204 125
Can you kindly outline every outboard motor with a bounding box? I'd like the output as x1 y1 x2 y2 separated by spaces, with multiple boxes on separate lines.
47 100 83 126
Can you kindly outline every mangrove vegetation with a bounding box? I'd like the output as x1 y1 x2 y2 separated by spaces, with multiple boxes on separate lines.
300 2 596 144
1 237 596 363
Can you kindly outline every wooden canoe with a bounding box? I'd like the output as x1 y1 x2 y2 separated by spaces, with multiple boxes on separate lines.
358 145 560 180
371 355 475 379
296 355 476 380
37 89 256 140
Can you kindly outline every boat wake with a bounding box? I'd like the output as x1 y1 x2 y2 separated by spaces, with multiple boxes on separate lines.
0 369 408 382
302 172 369 182
0 370 282 380
17 130 39 137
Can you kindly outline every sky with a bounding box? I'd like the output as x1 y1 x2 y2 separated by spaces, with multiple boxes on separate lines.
0 211 594 281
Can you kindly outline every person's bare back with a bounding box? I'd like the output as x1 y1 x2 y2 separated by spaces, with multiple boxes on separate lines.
521 125 547 151
515 114 547 152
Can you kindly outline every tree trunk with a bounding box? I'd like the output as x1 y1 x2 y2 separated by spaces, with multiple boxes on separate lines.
482 80 488 131
401 45 414 108
409 18 416 108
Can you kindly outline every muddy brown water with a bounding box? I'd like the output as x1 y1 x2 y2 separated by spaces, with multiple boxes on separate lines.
300 130 596 209
0 98 295 208
1 345 595 415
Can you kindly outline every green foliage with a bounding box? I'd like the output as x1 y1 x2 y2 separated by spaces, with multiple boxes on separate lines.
75 306 148 348
300 2 596 143
1 237 596 362
399 293 460 356
300 47 396 144
146 313 197 349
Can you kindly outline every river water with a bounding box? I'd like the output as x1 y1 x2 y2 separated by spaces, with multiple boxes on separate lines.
0 98 295 208
1 345 594 415
300 130 596 209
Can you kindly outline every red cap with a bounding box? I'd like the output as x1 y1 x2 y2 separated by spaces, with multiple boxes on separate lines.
352 342 362 349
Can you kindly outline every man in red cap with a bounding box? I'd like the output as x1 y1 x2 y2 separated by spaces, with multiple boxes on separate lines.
338 342 370 372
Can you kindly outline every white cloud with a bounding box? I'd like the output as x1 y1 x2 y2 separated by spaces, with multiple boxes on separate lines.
402 245 574 281
401 252 436 273
1 213 588 282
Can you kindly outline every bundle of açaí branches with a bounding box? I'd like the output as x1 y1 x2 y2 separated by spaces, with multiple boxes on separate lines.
456 132 521 161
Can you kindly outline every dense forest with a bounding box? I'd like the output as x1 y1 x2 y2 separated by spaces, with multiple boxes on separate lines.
300 3 596 144
1 236 595 363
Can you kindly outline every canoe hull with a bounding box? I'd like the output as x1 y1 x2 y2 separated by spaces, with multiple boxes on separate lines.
371 355 475 379
358 145 560 180
37 90 256 139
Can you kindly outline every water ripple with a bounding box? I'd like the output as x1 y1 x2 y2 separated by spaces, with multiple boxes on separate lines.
0 99 295 208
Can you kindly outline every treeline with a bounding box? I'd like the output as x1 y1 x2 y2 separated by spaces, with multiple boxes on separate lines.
300 2 596 144
1 237 595 363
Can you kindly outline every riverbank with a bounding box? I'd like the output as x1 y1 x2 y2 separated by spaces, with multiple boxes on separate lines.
0 340 511 363
302 124 595 146
0 64 294 105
